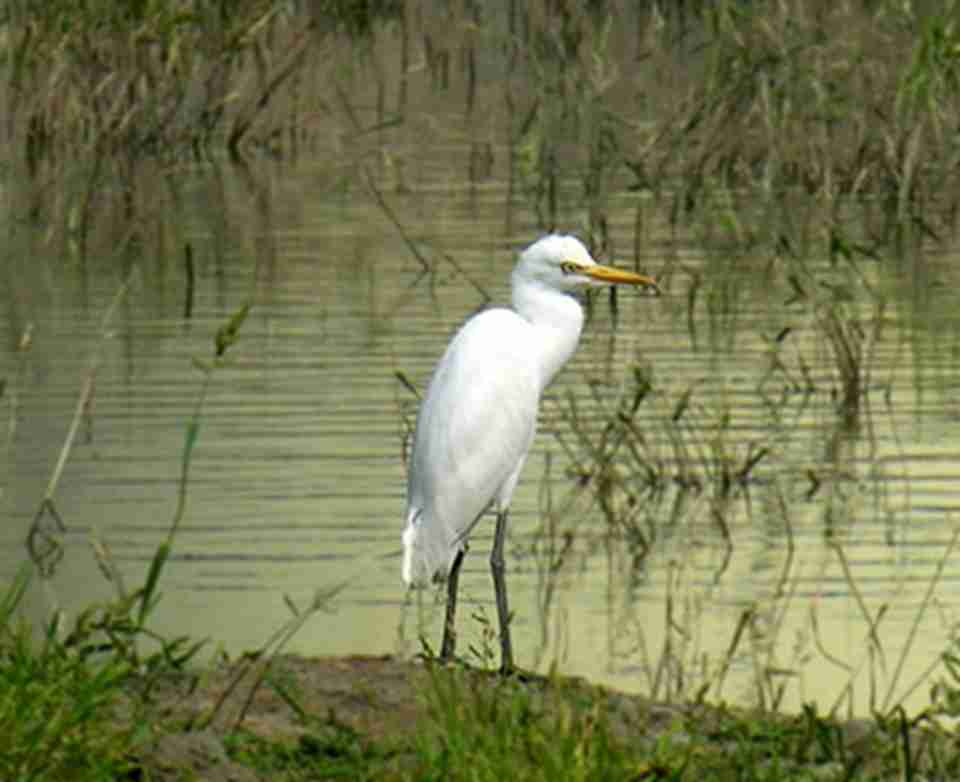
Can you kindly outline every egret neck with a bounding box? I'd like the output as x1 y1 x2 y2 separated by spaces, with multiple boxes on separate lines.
511 272 585 390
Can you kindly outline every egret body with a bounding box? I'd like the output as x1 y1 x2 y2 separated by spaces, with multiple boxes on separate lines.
402 234 659 672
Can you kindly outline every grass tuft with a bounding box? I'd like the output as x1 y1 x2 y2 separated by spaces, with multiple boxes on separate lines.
0 565 138 782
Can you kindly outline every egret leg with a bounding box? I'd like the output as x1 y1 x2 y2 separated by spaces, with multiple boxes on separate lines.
440 548 465 661
490 509 514 673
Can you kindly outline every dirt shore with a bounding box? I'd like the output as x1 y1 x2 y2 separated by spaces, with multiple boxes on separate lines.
133 654 888 781
134 654 690 780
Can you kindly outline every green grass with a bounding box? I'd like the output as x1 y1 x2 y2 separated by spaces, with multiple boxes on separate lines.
391 663 959 782
0 565 139 782
413 667 640 782
3 558 960 781
0 302 257 780
225 719 400 781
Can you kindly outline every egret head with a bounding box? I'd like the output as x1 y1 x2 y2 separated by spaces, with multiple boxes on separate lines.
516 234 660 295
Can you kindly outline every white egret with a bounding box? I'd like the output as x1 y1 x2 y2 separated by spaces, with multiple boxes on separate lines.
402 234 659 672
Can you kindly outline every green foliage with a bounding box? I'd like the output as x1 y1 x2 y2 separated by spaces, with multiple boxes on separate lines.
896 0 960 121
0 302 259 780
312 0 403 39
414 668 640 782
226 717 397 781
0 565 137 782
930 630 960 727
409 666 955 782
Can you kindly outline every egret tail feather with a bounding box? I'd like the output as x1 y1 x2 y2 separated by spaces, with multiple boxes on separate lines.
402 509 459 586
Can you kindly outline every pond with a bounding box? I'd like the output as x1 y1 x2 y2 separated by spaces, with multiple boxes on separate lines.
3 147 960 718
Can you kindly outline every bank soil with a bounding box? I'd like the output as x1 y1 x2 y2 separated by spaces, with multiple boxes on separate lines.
132 654 890 781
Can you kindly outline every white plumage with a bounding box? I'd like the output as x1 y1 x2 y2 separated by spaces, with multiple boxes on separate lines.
401 234 659 671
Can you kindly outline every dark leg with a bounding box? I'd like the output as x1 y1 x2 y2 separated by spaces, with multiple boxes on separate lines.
440 547 465 661
490 509 514 673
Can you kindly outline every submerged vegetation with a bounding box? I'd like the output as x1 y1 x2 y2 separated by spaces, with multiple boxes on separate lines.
4 0 960 779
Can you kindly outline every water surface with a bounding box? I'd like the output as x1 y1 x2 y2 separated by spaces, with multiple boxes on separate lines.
4 157 960 716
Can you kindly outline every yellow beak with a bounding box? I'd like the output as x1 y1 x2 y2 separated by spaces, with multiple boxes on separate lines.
582 264 660 293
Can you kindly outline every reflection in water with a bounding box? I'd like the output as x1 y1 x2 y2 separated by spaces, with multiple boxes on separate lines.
2 153 960 718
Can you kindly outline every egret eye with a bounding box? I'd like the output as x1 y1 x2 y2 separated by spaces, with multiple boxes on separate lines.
559 261 582 275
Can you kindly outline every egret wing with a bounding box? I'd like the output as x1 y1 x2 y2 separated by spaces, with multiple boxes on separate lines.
405 309 540 579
